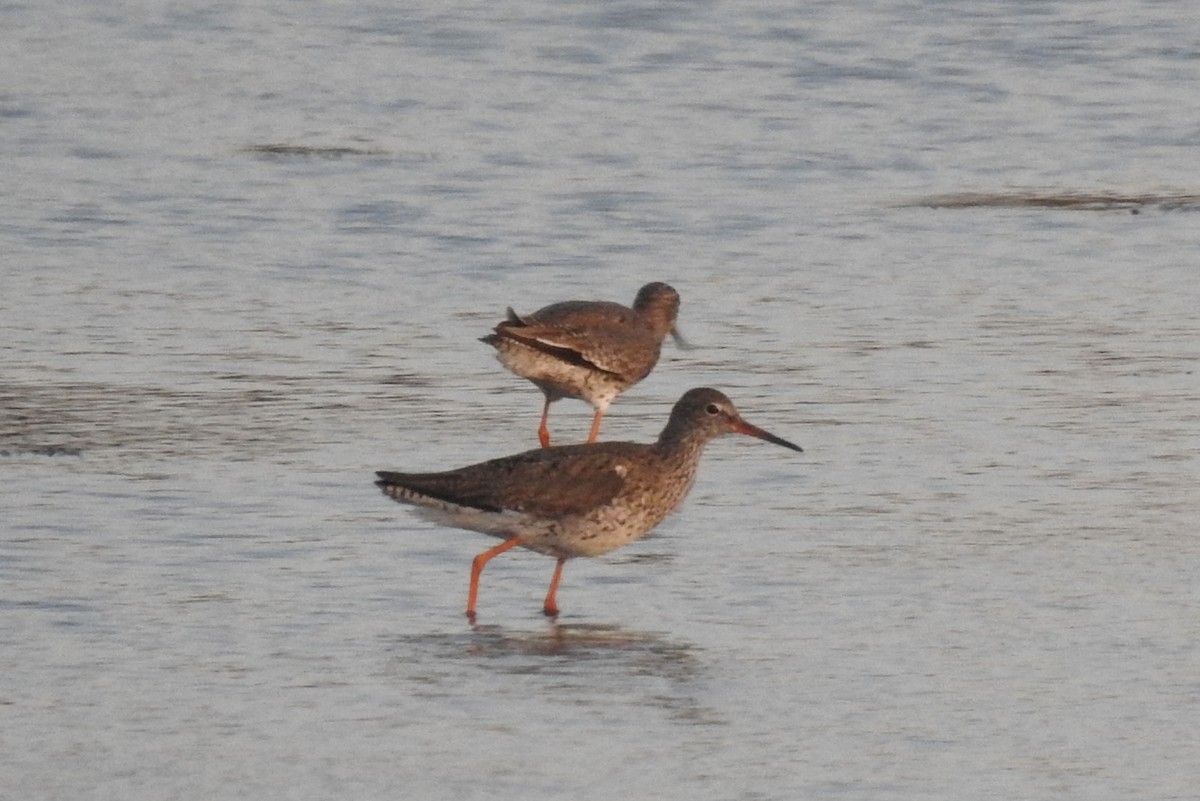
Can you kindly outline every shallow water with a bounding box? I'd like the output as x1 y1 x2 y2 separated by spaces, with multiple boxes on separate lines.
4 1 1199 798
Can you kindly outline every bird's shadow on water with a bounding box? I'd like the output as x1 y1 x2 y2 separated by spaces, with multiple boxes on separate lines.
382 621 723 726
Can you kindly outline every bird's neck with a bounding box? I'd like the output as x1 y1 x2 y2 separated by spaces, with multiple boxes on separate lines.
653 425 712 466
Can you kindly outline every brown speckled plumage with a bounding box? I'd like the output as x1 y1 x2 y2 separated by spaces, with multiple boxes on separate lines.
480 282 682 447
375 388 802 620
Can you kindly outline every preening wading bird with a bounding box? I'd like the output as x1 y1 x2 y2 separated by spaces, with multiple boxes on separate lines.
480 282 684 447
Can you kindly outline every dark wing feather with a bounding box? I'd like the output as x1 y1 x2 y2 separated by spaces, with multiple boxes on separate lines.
376 443 641 519
489 314 653 378
490 327 622 375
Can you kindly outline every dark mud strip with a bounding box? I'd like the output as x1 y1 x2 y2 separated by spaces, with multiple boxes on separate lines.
0 380 318 461
240 143 390 158
904 191 1200 212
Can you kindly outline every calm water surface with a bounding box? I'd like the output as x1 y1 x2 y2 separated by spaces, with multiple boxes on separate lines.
3 1 1199 799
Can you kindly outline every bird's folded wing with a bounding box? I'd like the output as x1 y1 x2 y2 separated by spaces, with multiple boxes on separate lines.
498 322 651 377
379 447 635 519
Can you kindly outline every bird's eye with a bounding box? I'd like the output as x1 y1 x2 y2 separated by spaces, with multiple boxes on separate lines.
705 403 720 415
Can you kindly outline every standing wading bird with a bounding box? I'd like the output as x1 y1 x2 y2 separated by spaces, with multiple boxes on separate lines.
480 282 684 447
375 387 802 621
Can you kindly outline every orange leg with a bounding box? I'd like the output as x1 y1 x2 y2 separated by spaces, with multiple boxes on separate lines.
467 536 523 622
537 397 553 448
543 557 567 618
586 409 605 443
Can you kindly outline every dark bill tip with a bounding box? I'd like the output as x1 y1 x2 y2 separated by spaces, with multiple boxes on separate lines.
670 326 696 350
733 420 803 452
